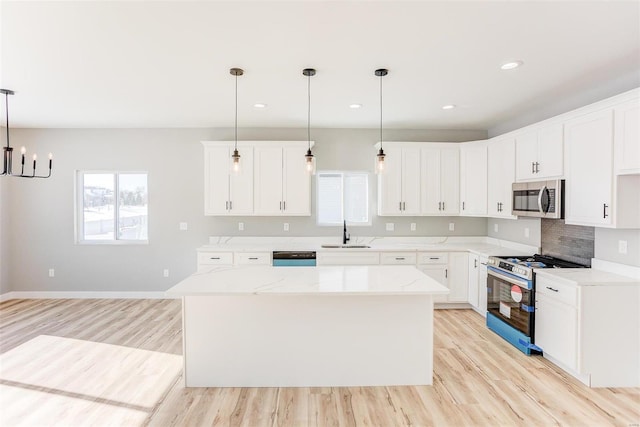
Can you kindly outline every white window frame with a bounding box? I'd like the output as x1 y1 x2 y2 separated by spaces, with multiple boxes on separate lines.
316 170 371 226
75 170 149 245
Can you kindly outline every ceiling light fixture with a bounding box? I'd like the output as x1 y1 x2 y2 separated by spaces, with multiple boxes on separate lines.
1 89 52 179
230 68 243 174
375 69 388 174
349 104 362 109
254 103 267 109
442 104 456 110
501 60 523 70
303 68 316 175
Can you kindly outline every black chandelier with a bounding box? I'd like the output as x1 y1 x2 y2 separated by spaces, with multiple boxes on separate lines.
1 89 52 178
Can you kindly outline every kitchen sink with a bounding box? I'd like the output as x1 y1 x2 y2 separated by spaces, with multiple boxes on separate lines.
321 244 371 248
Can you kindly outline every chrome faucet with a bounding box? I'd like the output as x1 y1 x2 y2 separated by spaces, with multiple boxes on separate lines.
343 220 350 245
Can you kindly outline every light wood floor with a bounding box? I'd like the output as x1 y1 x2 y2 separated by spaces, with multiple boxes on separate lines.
0 299 638 426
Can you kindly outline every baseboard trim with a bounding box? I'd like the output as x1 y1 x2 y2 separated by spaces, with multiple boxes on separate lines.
0 291 179 301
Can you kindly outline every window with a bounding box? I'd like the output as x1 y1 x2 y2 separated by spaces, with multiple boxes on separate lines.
316 171 370 226
76 172 148 243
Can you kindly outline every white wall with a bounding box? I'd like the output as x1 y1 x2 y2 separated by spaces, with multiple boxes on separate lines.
595 228 640 267
486 217 542 248
6 127 487 293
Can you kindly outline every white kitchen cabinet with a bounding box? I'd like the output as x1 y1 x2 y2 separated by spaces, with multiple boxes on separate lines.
614 99 640 175
564 109 614 226
235 252 271 265
421 145 459 215
419 265 448 287
467 253 489 316
197 251 234 272
515 123 563 181
487 137 517 219
377 143 421 216
447 252 469 303
317 251 380 266
460 141 488 216
380 252 417 265
535 273 639 388
203 142 254 215
254 142 312 216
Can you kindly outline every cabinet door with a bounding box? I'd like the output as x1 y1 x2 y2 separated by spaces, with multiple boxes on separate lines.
282 145 311 215
440 147 460 215
515 131 538 181
254 146 284 215
565 109 614 226
204 145 231 215
378 146 403 215
468 254 480 309
421 147 441 214
478 259 488 316
460 142 488 216
535 293 578 371
418 265 448 287
537 123 564 178
487 137 516 218
614 99 640 174
401 147 422 215
229 147 254 215
448 252 469 302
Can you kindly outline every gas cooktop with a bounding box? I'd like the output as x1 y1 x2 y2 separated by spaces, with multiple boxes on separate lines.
488 254 588 281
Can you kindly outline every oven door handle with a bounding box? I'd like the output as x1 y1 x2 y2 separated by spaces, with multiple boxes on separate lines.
487 268 533 290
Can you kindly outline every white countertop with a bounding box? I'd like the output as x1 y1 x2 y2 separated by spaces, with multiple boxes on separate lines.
196 236 539 258
535 268 640 286
166 265 451 296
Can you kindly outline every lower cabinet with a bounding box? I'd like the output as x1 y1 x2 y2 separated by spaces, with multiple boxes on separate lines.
468 253 488 316
316 252 380 266
417 252 468 303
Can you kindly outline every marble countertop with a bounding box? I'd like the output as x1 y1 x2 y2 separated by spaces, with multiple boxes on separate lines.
166 265 451 296
535 268 640 286
196 237 538 258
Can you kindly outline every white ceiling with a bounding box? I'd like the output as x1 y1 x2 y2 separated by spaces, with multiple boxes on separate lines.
1 1 639 131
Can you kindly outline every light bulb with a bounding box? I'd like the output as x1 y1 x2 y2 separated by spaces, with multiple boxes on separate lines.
49 152 53 160
21 146 26 155
375 149 386 174
33 154 37 160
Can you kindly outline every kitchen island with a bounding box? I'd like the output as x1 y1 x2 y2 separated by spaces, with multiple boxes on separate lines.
166 265 449 387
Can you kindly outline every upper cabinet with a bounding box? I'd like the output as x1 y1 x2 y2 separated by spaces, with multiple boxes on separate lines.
377 143 421 216
515 123 564 181
614 99 640 175
460 140 488 216
254 142 312 216
203 141 312 217
564 109 614 226
421 145 460 215
487 137 516 219
203 142 254 216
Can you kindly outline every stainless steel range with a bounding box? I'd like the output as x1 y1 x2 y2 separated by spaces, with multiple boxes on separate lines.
486 254 587 355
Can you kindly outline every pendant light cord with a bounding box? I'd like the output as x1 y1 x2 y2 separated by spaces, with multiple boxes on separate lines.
379 73 383 149
4 93 9 150
307 73 311 150
234 73 238 151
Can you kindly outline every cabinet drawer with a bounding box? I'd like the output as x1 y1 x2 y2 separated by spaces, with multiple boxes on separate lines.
380 252 417 265
235 252 271 265
317 252 380 266
417 252 449 265
536 276 578 306
197 252 233 265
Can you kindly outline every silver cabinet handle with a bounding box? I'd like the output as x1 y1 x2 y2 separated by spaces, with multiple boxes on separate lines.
248 257 258 260
399 201 402 211
546 286 559 292
283 201 286 211
532 162 535 174
445 269 448 278
442 202 444 211
474 259 478 268
229 200 232 210
603 203 608 218
438 202 442 211
403 202 406 211
280 201 282 210
429 257 440 260
462 201 465 211
210 257 220 260
395 257 405 260
535 162 540 173
225 201 229 210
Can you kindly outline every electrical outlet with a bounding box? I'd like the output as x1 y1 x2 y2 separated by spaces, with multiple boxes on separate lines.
386 223 394 231
284 223 289 231
494 223 499 233
163 269 169 278
179 222 188 231
449 222 455 231
524 228 530 238
619 240 628 254
238 222 244 231
410 223 416 231
48 268 55 278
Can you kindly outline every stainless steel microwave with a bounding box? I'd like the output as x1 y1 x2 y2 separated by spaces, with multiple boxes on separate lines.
512 180 564 218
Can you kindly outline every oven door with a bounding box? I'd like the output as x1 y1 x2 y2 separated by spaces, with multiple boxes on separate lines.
487 268 535 336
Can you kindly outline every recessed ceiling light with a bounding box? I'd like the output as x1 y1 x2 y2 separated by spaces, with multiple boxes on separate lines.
442 104 456 110
501 60 523 70
253 103 267 108
349 104 362 109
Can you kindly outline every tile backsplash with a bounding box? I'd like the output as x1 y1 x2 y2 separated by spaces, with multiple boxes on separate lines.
541 219 594 266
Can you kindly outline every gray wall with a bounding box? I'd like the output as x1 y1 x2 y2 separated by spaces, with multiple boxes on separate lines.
487 217 542 248
595 228 640 267
5 127 487 293
0 178 7 294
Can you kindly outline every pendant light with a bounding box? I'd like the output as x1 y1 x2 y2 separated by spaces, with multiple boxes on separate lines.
1 89 52 179
303 68 316 175
230 68 243 174
375 69 388 174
